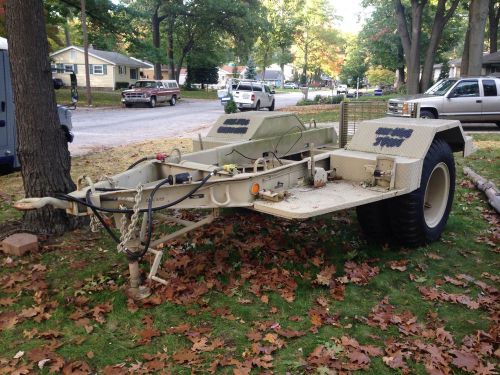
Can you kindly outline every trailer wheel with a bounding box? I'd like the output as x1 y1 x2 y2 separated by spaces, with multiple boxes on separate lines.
356 200 391 241
389 138 455 246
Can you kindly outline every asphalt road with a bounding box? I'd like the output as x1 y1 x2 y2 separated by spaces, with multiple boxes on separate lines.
69 90 498 155
69 90 318 155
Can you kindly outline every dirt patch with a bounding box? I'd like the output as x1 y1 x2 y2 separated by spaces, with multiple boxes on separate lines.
474 140 500 149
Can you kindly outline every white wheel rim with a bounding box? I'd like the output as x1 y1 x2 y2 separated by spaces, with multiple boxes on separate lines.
423 162 450 228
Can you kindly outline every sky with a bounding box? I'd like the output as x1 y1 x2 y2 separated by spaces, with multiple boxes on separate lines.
330 0 372 34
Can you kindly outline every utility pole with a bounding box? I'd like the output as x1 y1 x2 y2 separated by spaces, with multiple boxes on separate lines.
80 0 92 106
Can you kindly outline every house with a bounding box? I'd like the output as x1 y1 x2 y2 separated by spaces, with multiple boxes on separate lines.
140 63 168 80
218 65 246 87
482 51 500 77
50 46 150 90
256 69 284 87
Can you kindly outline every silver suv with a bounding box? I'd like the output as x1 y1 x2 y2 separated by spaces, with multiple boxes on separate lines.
387 77 500 126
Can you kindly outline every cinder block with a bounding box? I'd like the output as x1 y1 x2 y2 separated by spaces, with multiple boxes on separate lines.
1 233 38 256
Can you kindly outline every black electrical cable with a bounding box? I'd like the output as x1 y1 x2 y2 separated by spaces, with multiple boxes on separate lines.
68 171 217 260
127 157 149 170
224 148 256 161
129 170 216 261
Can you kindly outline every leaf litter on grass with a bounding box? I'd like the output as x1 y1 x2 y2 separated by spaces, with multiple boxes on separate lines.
0 136 499 374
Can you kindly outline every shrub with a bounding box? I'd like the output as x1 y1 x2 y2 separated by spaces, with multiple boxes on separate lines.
224 95 237 114
115 81 130 90
296 98 315 106
296 95 344 106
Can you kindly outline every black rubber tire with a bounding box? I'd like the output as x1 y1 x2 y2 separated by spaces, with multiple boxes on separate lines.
170 96 176 106
356 200 392 241
125 103 133 108
495 121 500 128
254 101 260 111
420 110 436 119
269 100 275 111
149 97 156 108
388 138 455 247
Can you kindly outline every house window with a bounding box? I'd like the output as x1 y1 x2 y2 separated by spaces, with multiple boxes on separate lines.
118 66 126 75
92 65 104 75
130 68 137 80
64 64 74 73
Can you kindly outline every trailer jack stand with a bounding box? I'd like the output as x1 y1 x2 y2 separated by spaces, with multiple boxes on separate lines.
124 209 219 300
127 260 151 300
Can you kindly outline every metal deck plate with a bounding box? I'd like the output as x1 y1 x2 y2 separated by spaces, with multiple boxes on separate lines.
252 181 407 219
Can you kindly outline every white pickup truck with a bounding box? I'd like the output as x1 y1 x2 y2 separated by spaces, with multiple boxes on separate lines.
219 80 275 111
387 77 500 127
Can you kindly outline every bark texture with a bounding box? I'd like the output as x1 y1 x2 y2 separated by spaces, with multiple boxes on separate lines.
151 4 166 80
6 0 78 235
462 0 489 76
420 0 460 91
394 0 427 94
489 0 500 53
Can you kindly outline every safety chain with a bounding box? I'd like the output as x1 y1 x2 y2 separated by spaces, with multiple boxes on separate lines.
117 184 144 253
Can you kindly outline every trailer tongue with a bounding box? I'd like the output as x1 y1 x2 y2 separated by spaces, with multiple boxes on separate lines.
14 112 473 299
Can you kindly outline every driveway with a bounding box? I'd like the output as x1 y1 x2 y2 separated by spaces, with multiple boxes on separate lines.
69 91 320 155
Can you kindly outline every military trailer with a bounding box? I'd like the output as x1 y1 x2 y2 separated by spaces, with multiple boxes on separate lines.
15 112 474 299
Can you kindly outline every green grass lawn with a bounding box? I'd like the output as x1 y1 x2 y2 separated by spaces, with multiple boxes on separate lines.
55 88 122 107
0 135 498 373
180 89 218 100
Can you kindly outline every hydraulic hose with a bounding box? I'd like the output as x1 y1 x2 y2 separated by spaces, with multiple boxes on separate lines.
64 170 218 260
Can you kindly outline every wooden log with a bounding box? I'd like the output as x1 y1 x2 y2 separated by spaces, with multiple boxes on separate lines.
463 167 500 214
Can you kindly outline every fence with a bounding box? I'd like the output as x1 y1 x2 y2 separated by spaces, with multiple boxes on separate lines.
338 101 419 147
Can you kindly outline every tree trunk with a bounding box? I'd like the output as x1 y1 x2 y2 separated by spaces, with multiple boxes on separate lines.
152 9 162 80
466 0 489 76
64 21 71 46
420 0 460 92
6 0 79 235
302 39 308 83
489 0 500 53
81 0 91 106
394 0 427 94
167 21 175 80
461 26 470 76
280 63 285 88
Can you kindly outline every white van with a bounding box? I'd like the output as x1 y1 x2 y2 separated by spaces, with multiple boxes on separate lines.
0 37 74 171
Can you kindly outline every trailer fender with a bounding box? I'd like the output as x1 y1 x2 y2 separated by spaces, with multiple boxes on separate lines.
346 117 472 159
330 117 473 194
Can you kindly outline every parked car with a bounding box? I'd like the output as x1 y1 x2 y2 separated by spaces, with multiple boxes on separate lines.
373 88 383 96
232 81 275 111
336 84 348 94
121 80 180 108
283 82 299 89
387 77 500 126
